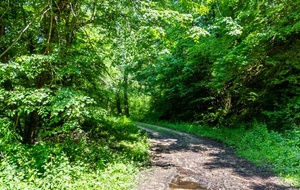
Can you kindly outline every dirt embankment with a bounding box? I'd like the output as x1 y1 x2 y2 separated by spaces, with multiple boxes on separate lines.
136 124 298 190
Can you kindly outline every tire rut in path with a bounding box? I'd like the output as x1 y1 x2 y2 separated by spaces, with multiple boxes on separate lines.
136 124 297 190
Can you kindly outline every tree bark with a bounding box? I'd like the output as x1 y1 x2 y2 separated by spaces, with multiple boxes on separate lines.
123 72 130 117
116 91 123 115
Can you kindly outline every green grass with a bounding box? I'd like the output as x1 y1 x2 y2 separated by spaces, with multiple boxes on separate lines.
0 117 150 189
138 120 300 186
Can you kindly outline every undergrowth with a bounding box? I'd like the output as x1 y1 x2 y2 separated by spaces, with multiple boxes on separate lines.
136 120 300 186
0 117 150 189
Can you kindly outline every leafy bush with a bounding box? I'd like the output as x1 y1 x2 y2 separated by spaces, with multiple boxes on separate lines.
0 117 149 189
129 95 151 121
263 97 300 130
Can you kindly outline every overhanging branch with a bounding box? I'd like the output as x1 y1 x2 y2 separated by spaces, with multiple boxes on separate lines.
0 7 50 59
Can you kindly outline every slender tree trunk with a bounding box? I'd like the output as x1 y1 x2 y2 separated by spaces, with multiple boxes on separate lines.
0 21 8 63
116 91 122 115
123 72 130 117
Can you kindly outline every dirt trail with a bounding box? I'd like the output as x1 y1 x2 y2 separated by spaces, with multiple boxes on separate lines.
136 124 298 190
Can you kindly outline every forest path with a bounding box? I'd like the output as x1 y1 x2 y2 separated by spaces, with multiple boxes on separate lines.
136 123 297 190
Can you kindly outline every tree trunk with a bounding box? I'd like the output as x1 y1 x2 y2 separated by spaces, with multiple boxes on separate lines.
123 72 130 117
116 90 122 115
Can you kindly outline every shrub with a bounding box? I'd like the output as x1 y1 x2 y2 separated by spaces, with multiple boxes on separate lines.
0 117 150 189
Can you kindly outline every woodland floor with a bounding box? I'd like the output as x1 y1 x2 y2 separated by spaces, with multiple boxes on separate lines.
136 124 298 190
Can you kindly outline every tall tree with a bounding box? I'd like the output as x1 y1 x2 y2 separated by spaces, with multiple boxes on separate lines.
0 0 143 143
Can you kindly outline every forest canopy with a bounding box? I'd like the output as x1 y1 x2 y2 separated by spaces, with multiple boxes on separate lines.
137 0 300 130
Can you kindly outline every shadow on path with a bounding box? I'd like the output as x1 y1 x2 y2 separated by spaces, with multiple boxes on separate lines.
139 125 298 190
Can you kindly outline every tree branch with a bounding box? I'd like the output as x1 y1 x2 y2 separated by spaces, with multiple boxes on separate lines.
0 7 51 59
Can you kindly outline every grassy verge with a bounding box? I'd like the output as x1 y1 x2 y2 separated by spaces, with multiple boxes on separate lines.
137 120 300 186
0 117 150 189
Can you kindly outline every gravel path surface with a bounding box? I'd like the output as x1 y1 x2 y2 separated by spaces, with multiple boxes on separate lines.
136 124 298 190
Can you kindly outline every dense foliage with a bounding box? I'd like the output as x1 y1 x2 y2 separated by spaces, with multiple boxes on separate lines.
137 0 300 130
1 117 149 189
0 0 152 188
